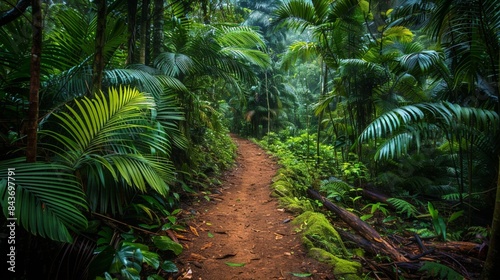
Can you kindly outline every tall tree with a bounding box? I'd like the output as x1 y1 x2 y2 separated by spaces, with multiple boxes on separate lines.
26 0 42 163
127 0 138 64
92 0 107 94
152 0 164 58
139 0 150 64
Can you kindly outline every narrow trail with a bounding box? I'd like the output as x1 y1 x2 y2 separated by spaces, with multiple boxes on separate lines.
176 136 332 280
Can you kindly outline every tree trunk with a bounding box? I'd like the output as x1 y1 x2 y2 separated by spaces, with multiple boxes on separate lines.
265 70 270 135
139 0 150 64
152 0 164 59
26 0 42 163
482 156 500 278
92 0 107 95
127 0 138 64
316 62 328 166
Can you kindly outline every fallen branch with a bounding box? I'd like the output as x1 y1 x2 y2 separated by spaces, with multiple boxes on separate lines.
307 188 409 262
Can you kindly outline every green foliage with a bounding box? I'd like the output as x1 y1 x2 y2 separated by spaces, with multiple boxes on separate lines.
90 227 180 279
360 202 389 221
426 202 463 241
260 131 339 180
181 128 236 190
125 194 183 231
340 158 369 185
0 158 88 243
427 202 447 241
386 197 419 218
360 102 499 161
418 261 464 280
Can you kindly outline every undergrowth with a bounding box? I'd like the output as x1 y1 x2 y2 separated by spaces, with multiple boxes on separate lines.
257 130 486 280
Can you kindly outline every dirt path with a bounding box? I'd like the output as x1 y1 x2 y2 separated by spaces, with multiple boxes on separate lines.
175 136 333 280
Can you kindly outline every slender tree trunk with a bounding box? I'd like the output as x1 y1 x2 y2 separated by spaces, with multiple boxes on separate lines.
26 0 42 163
139 0 150 64
482 156 500 279
201 0 209 23
127 0 138 64
316 62 328 166
92 0 107 95
152 0 164 59
265 70 270 136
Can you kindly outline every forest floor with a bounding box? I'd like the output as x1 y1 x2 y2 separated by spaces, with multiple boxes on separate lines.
174 135 333 280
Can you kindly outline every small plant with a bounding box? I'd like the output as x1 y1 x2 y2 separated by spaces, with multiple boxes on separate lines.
341 156 369 185
425 202 463 241
386 197 419 218
89 227 181 279
360 202 389 221
418 261 464 279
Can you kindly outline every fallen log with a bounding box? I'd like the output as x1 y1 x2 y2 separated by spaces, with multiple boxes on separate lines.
307 188 409 262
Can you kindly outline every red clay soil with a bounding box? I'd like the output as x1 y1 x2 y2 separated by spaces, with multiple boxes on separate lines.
175 136 333 280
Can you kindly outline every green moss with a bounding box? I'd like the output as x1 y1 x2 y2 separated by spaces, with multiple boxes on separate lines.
293 211 362 280
309 248 362 280
293 211 348 255
279 196 314 213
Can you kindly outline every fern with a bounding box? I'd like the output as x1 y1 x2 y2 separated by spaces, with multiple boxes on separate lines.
442 192 482 201
320 179 352 201
386 197 419 218
418 261 464 280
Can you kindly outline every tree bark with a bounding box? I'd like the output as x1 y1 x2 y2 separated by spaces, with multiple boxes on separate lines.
127 0 138 64
152 0 164 59
482 156 500 278
92 0 107 95
26 0 42 163
139 0 150 64
0 0 30 27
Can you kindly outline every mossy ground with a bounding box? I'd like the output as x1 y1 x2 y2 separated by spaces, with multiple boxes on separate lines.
270 169 363 280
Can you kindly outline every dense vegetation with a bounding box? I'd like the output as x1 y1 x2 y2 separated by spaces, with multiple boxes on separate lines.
0 0 499 279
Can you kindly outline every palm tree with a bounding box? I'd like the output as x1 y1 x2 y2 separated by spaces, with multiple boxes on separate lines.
152 12 270 140
413 1 500 275
274 0 366 164
0 86 183 242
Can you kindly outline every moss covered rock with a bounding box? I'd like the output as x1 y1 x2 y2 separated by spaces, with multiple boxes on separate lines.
293 211 362 280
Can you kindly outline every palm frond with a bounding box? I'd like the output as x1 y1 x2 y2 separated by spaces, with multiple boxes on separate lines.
0 158 88 242
361 102 499 160
273 0 319 32
41 87 175 198
280 41 320 71
153 52 194 77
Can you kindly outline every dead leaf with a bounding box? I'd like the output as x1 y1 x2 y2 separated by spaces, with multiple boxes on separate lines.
175 233 190 241
189 226 199 237
201 242 212 250
215 253 237 259
189 253 206 261
179 268 192 279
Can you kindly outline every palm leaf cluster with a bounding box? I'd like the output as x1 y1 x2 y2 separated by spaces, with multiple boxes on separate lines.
0 159 87 242
0 86 181 242
360 102 499 160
